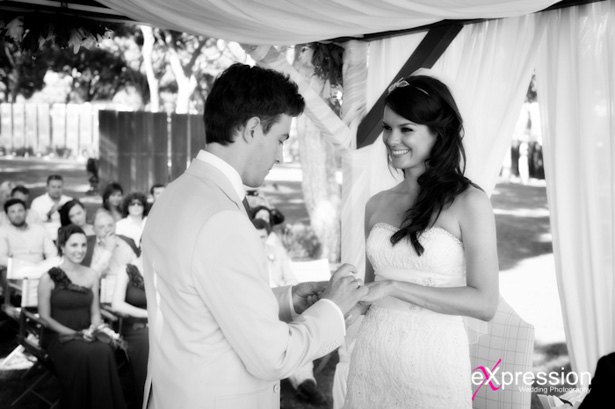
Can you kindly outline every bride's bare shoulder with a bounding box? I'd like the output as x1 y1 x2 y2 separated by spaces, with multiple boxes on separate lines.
455 185 491 209
365 186 402 229
366 187 396 211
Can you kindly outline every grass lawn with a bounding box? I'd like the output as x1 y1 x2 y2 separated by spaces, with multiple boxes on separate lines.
0 157 570 409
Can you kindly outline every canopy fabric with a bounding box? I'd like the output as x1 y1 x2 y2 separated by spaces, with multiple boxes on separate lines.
536 0 615 386
96 0 559 44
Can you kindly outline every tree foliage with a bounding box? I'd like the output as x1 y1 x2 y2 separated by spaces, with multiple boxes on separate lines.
0 39 47 102
0 21 244 111
42 46 146 103
144 28 245 113
0 24 147 104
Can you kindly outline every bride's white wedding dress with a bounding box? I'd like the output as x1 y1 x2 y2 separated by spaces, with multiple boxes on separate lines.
344 223 472 409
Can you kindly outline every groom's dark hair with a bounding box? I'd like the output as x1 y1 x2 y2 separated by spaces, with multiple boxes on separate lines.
204 63 305 146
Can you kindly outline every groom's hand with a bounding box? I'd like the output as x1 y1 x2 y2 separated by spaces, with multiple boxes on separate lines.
292 281 327 314
321 264 369 315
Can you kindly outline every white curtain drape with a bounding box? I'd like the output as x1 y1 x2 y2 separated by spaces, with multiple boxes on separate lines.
535 0 615 384
97 0 558 45
341 32 425 279
431 16 545 195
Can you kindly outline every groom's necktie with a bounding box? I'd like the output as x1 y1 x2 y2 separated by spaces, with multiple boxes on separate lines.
242 197 251 218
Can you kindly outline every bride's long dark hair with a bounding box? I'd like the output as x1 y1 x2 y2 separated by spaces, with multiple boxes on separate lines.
387 75 477 255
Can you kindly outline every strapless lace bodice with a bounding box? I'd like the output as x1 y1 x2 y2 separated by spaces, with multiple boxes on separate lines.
367 223 466 310
344 223 473 409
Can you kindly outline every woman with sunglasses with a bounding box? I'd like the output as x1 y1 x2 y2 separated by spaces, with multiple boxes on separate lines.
115 192 149 249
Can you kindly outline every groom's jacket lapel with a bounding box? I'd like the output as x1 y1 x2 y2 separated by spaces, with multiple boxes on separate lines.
184 158 246 216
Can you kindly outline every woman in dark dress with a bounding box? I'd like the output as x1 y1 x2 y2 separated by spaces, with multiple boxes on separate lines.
38 225 126 409
112 258 149 409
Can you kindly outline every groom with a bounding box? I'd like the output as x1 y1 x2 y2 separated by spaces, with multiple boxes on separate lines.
141 63 368 409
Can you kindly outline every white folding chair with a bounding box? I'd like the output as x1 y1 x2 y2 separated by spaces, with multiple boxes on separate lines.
100 275 117 305
5 260 62 409
3 257 61 320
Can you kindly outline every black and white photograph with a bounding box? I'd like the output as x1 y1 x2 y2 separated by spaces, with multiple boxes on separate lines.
0 1 613 408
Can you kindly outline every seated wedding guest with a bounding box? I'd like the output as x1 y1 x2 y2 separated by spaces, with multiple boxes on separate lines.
83 210 137 278
38 225 126 409
115 193 148 248
59 199 95 236
253 218 297 287
0 199 56 268
251 205 286 248
112 258 148 409
0 180 15 208
246 189 285 224
251 204 286 226
149 183 166 204
31 174 72 241
102 182 124 222
253 218 327 406
85 158 99 195
0 185 42 227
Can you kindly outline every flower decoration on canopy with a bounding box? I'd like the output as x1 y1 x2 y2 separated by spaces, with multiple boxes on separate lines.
310 42 345 88
0 12 117 53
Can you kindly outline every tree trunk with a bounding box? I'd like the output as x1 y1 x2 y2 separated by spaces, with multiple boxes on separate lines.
294 47 341 262
165 43 194 114
174 74 197 114
162 31 206 114
140 26 160 112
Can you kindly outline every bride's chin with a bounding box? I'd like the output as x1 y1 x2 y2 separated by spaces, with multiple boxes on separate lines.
390 158 409 169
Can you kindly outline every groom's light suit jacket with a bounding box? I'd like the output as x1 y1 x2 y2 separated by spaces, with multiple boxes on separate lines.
141 157 345 409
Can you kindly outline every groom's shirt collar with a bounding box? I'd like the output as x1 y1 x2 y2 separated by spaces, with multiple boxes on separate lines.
196 150 246 201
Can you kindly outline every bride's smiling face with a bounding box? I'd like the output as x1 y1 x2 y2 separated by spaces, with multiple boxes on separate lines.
382 106 437 172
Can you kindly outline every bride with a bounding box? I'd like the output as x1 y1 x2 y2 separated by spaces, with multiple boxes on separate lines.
344 75 499 408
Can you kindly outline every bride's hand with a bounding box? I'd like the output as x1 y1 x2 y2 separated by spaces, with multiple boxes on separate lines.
344 302 370 327
360 280 393 305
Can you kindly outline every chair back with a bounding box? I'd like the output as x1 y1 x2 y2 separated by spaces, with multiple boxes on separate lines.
470 297 535 409
20 279 40 308
7 257 62 280
3 257 61 317
100 275 117 305
15 308 59 408
289 258 331 283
